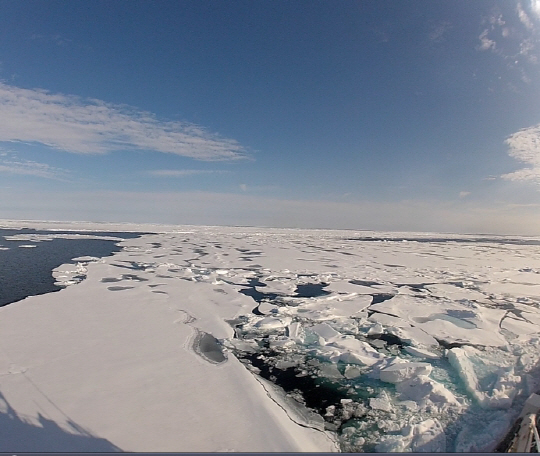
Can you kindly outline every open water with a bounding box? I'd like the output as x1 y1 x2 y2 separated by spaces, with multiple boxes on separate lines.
0 228 144 307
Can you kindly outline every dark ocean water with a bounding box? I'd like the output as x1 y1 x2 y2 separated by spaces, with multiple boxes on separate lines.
0 229 145 307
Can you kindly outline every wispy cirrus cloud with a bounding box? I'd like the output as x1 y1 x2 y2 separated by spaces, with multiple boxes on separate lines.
0 152 68 180
30 34 74 47
429 21 452 43
0 82 247 161
501 124 540 184
477 2 540 83
518 2 535 30
149 169 228 177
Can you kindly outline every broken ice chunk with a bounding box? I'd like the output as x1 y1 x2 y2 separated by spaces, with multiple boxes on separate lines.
447 347 481 401
369 391 393 412
224 339 258 353
310 323 341 344
396 375 460 407
254 316 292 329
286 322 305 343
268 336 295 349
344 365 362 379
490 369 521 409
379 362 432 384
367 323 384 335
448 347 522 409
404 418 446 452
328 336 386 366
318 362 343 379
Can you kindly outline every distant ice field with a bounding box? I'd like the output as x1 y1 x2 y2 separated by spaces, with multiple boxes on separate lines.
0 221 539 452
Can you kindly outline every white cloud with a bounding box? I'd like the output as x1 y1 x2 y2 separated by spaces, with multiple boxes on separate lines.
240 184 247 192
518 2 535 30
501 124 540 184
531 0 540 18
0 83 247 161
459 191 471 198
149 169 227 177
501 167 540 182
478 29 496 51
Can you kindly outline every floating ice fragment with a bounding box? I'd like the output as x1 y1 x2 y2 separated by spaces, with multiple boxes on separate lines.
370 394 392 412
254 316 292 329
396 375 460 407
379 362 432 384
327 336 386 366
490 369 521 409
405 418 446 452
319 363 343 379
224 339 258 353
259 279 296 295
446 347 481 400
367 323 384 335
258 302 278 314
447 347 520 409
311 323 341 344
286 322 305 343
370 339 386 349
397 400 418 411
343 365 362 379
268 336 295 349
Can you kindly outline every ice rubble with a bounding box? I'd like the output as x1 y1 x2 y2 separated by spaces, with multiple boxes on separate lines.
0 222 539 452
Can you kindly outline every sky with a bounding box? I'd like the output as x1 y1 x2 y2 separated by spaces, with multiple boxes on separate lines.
1 0 540 235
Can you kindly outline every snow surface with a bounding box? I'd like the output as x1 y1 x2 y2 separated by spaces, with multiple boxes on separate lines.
1 221 540 452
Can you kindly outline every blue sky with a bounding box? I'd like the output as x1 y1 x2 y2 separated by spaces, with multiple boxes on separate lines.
1 0 540 234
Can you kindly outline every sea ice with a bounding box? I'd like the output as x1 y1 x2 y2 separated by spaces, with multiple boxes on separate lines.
1 222 539 452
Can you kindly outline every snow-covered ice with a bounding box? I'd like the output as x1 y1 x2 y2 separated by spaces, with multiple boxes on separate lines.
1 221 540 452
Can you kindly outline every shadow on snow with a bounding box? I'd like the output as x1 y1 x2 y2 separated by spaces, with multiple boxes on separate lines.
0 390 122 452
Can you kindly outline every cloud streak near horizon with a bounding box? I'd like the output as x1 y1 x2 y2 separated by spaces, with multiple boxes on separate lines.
0 154 68 180
149 169 228 177
0 83 247 161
